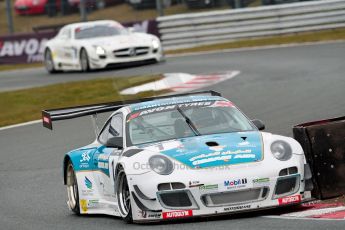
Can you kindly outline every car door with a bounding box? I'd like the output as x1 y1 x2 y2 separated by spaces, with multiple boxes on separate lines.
54 27 77 67
93 113 124 201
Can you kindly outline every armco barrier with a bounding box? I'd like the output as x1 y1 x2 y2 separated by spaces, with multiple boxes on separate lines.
0 20 159 65
293 116 345 199
157 0 345 50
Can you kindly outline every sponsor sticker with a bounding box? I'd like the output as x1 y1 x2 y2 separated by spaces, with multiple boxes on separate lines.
80 199 88 212
189 181 202 188
87 199 99 208
224 204 251 211
278 194 301 205
253 178 270 184
199 184 218 190
79 151 92 169
140 211 162 219
84 177 92 189
224 178 248 189
162 210 193 219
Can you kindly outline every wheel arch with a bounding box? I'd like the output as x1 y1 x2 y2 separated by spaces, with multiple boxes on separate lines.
63 155 72 185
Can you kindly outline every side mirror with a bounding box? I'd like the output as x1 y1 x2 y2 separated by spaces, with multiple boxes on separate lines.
251 119 265 130
105 136 123 149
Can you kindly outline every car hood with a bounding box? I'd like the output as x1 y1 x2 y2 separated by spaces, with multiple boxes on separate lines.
15 0 32 6
140 131 263 169
85 33 153 49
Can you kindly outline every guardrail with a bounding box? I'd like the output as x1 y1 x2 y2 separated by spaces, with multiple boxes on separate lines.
157 0 345 50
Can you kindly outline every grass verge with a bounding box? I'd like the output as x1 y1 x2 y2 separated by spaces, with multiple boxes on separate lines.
0 74 165 127
0 63 43 71
166 28 345 55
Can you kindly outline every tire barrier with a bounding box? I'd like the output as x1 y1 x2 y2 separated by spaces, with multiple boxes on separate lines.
293 116 345 199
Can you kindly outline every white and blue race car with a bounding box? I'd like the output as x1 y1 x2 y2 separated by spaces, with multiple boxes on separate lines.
42 91 313 223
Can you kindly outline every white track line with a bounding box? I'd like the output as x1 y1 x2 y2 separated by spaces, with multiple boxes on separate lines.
0 120 41 131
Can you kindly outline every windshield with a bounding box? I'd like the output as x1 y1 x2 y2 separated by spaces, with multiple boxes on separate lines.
74 24 127 39
126 100 256 146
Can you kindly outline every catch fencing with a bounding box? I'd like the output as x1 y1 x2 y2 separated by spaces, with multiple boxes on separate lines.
157 0 345 50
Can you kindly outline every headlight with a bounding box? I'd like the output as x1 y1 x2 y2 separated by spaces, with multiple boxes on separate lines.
151 40 160 50
95 46 106 56
270 140 293 161
149 155 174 175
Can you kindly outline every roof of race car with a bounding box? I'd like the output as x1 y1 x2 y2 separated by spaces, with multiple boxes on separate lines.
127 95 226 112
62 20 123 30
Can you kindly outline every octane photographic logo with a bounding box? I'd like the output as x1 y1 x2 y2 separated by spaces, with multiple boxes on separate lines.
224 178 248 189
0 38 48 62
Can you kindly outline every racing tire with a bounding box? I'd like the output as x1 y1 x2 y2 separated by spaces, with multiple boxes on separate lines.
116 167 133 223
80 48 90 72
66 160 80 214
44 49 58 74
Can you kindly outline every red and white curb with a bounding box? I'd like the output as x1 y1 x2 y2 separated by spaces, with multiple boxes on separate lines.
264 202 345 220
120 71 240 95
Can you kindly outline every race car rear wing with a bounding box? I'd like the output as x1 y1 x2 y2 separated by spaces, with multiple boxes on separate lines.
42 90 221 130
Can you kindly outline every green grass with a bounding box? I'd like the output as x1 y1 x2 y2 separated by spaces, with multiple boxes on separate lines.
0 63 43 71
166 28 345 55
0 74 165 127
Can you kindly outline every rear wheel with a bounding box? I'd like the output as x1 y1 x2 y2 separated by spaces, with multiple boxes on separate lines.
66 161 80 214
80 48 90 72
44 49 58 73
116 167 132 223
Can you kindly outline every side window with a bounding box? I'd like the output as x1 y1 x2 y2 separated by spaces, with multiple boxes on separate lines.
98 114 123 144
59 28 71 40
99 121 111 144
109 115 123 138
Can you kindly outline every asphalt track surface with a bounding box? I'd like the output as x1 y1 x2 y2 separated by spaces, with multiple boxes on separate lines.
1 42 345 230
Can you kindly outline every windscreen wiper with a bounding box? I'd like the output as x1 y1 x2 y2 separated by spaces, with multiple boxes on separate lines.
176 107 201 136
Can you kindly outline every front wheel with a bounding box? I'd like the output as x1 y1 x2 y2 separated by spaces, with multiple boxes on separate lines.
44 49 58 73
116 167 132 223
80 48 90 72
66 161 80 214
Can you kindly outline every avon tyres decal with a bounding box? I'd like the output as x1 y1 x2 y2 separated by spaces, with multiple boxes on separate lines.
160 131 262 169
128 95 222 112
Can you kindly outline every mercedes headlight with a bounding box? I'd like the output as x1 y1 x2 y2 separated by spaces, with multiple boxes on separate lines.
270 140 292 161
149 155 174 175
95 46 106 56
152 40 160 50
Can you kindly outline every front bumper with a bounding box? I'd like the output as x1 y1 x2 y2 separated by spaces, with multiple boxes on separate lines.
127 156 311 222
88 46 163 70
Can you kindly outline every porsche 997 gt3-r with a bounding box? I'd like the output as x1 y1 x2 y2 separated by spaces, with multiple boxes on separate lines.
42 91 313 223
43 20 163 73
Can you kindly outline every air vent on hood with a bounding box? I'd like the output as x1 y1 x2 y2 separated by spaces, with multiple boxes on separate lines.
206 141 219 147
